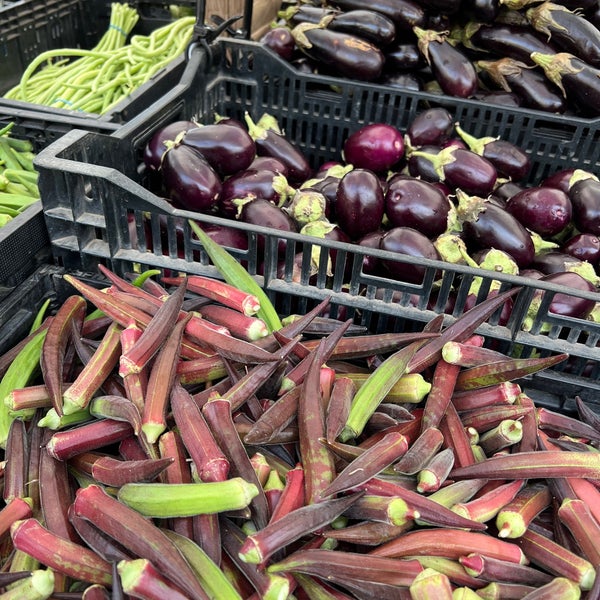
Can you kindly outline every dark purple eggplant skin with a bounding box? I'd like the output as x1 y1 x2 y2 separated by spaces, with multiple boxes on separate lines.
472 90 522 108
407 144 443 182
161 145 222 214
181 124 256 177
253 130 312 185
464 0 501 23
292 27 385 82
358 230 385 275
193 222 249 253
305 176 341 221
463 202 535 268
477 58 567 113
379 71 423 91
466 24 557 65
143 120 197 171
491 181 525 204
379 227 441 284
218 169 289 219
384 43 427 72
414 28 478 98
526 3 600 67
531 250 585 274
336 169 385 240
562 233 600 266
549 54 600 116
542 168 577 193
248 156 289 176
331 0 426 30
325 9 397 46
439 147 498 197
569 177 600 235
406 107 454 147
505 186 572 237
416 0 462 14
384 175 451 238
343 123 405 172
237 198 298 256
260 27 297 61
478 139 531 182
538 271 597 319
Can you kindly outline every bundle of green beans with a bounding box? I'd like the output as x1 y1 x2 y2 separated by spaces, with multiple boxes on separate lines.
0 123 40 226
4 3 195 115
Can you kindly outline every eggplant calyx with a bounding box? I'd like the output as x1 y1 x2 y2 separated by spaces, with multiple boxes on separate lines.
455 189 488 224
244 112 282 142
459 22 486 51
278 5 299 21
300 220 338 276
565 261 600 287
433 233 478 267
586 303 600 324
409 146 455 180
454 123 497 157
569 169 600 188
232 196 257 219
272 173 295 207
285 189 327 227
500 0 536 9
530 52 581 96
290 22 324 49
530 230 559 255
478 248 520 276
412 26 449 64
526 3 571 39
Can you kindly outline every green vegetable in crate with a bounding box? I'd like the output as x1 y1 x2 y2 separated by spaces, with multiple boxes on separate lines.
4 4 195 115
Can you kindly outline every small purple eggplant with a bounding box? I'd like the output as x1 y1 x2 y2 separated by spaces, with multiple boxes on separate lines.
529 250 600 286
407 144 443 182
161 144 222 214
342 123 404 172
413 27 478 98
463 0 501 23
379 71 423 91
244 113 312 184
300 220 352 280
538 271 597 319
379 226 441 284
476 58 567 113
260 27 296 61
384 43 427 73
541 168 578 193
181 123 256 177
505 186 572 237
408 145 497 196
291 23 385 82
562 233 600 267
218 169 294 219
530 52 600 116
192 222 249 253
491 181 525 204
330 0 426 31
454 123 531 182
406 107 454 147
358 229 385 275
335 168 385 240
569 176 600 235
526 2 600 67
143 120 197 171
384 175 452 238
456 191 535 268
248 156 289 176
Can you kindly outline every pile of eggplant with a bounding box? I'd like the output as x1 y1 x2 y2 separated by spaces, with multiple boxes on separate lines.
260 0 600 117
142 105 600 329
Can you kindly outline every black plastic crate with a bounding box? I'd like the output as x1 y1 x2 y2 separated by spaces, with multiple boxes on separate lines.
0 0 192 132
34 38 600 409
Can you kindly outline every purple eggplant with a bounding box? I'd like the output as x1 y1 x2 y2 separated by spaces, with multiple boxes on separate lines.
143 120 197 171
531 51 600 116
358 229 385 275
562 233 600 266
413 27 479 98
218 168 294 219
542 168 578 193
457 192 535 268
491 181 525 204
409 145 497 196
538 271 597 319
476 58 567 113
569 176 600 235
532 250 589 274
384 43 427 72
260 27 296 61
379 71 423 90
379 226 441 284
407 144 443 182
472 90 522 108
335 168 385 240
463 0 501 22
244 113 312 184
330 0 426 30
237 198 298 256
300 220 353 281
526 2 600 67
249 156 289 176
291 24 385 82
505 186 572 237
180 124 255 177
406 107 454 147
342 123 404 172
416 0 462 14
454 123 531 181
384 175 452 238
192 222 249 253
462 23 557 65
161 144 222 214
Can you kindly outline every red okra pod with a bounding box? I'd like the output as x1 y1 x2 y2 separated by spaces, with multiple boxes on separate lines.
118 558 191 600
88 394 142 438
459 404 533 432
441 340 508 367
3 418 28 503
342 493 420 526
268 464 305 524
170 381 229 483
393 426 444 475
0 497 33 539
325 520 411 546
459 553 553 586
416 447 456 493
326 376 356 443
40 294 87 416
558 497 600 567
238 492 364 564
86 454 174 487
72 484 210 600
451 382 522 411
420 359 460 431
440 401 476 468
10 517 113 586
537 406 600 443
199 304 269 341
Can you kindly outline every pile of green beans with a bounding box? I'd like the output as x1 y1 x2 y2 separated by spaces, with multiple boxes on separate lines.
4 3 195 115
0 123 40 226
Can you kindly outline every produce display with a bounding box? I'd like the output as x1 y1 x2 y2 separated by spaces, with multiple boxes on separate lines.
261 0 600 117
2 3 195 115
0 228 597 598
0 123 40 227
141 106 600 332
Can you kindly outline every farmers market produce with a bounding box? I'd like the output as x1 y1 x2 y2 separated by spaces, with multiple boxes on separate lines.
3 3 195 115
141 105 600 333
0 232 597 597
0 122 40 226
269 0 600 116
